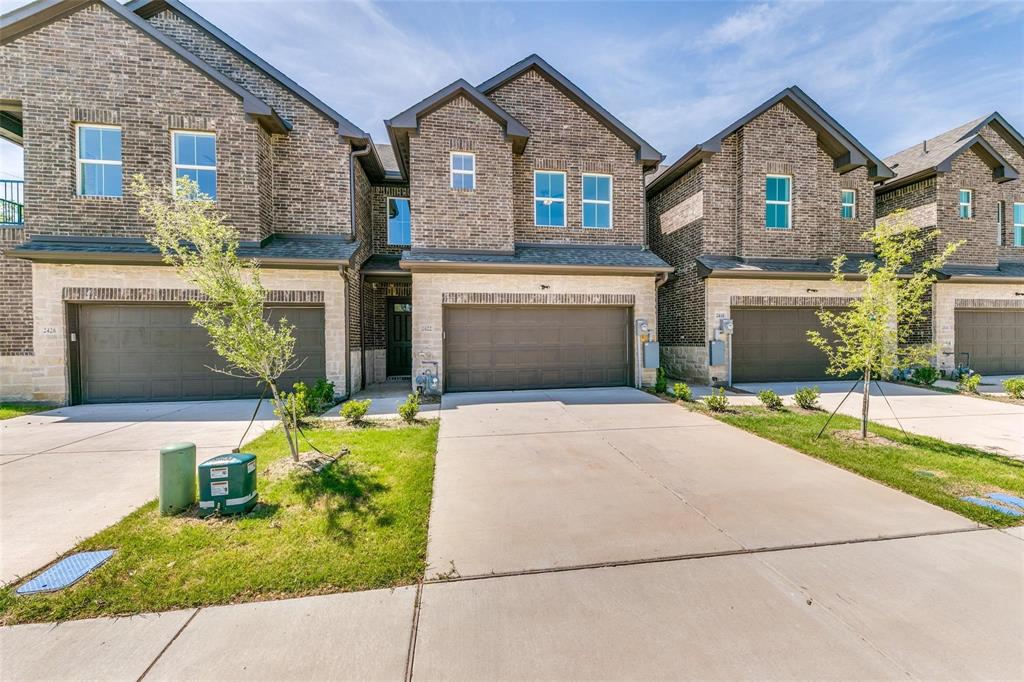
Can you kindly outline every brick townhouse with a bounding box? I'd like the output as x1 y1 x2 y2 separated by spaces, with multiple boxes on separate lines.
646 88 893 384
0 0 670 404
875 114 1024 375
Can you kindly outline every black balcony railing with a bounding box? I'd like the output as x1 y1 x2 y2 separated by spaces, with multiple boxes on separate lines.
1 179 24 225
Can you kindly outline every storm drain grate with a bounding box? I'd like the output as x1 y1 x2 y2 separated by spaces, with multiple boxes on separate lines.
16 550 115 595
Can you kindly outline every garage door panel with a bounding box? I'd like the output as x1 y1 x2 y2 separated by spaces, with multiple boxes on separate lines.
955 310 1024 374
78 304 326 403
444 306 630 392
733 307 845 382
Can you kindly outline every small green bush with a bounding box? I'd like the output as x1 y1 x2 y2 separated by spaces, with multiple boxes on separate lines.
703 388 729 412
308 378 336 413
793 385 821 410
340 398 371 423
654 367 667 394
398 393 421 423
673 382 692 402
958 373 982 394
1003 378 1024 399
910 365 939 386
757 389 784 410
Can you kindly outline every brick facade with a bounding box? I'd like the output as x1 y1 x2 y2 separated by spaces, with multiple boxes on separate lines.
0 227 32 355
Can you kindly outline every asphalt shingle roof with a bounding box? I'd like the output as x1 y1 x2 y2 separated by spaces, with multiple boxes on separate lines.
881 117 985 185
696 254 884 276
939 261 1024 280
374 144 400 175
401 243 671 270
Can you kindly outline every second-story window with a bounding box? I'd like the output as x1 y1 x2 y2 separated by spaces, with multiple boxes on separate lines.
450 152 475 190
534 171 566 227
958 189 972 219
77 124 122 197
1014 203 1024 247
582 174 612 229
840 189 856 220
997 200 1004 246
765 175 791 230
173 131 217 199
387 197 411 246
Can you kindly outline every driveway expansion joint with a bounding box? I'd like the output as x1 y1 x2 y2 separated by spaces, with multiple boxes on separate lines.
136 607 201 682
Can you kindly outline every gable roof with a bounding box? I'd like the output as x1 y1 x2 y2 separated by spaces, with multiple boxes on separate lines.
1 0 289 134
880 112 1023 190
126 0 368 142
647 86 893 195
385 79 530 179
477 54 662 169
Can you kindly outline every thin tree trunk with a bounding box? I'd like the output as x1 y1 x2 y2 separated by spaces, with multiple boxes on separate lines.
269 380 300 462
861 368 871 439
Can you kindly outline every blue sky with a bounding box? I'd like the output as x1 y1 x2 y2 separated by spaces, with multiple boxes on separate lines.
2 0 1023 179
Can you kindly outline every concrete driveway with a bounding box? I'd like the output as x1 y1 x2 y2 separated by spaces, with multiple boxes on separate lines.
0 400 276 584
735 380 1024 460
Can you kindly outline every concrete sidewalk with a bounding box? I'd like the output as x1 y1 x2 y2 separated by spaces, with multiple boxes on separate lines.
735 380 1024 459
3 529 1021 681
0 400 277 584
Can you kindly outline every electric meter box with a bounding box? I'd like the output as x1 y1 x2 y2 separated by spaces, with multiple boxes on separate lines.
709 339 726 366
198 453 257 517
642 341 660 369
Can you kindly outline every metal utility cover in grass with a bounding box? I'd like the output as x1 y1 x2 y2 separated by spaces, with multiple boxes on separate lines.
960 497 1023 517
16 550 114 595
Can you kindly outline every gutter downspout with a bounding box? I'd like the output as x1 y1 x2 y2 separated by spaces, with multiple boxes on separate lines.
340 263 352 400
348 144 372 396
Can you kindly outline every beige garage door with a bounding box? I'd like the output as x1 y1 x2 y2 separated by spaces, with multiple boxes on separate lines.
955 309 1024 374
443 306 631 392
732 307 846 382
76 304 326 403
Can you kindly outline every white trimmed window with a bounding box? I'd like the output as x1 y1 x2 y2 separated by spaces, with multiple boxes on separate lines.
765 174 791 229
534 171 566 227
582 173 612 229
76 124 122 197
840 189 856 219
387 197 411 246
1014 203 1024 247
958 189 972 219
450 152 475 190
996 200 1004 246
172 131 217 199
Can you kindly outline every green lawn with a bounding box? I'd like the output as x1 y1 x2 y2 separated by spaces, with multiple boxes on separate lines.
0 420 439 625
695 403 1024 527
0 402 53 420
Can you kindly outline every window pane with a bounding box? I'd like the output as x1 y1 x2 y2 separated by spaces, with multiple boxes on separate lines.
195 135 215 166
175 134 196 166
197 169 217 198
176 168 198 193
388 199 411 245
779 177 790 200
583 175 595 200
550 200 564 226
550 173 564 199
462 154 473 171
535 200 549 226
79 127 102 160
536 172 564 199
101 128 121 161
1014 204 1024 226
841 205 852 219
1016 227 1024 247
594 203 610 228
766 177 779 202
535 173 549 197
103 163 122 197
583 202 595 227
80 163 101 195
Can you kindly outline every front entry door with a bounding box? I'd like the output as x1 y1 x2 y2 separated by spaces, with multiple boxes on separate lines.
386 298 413 376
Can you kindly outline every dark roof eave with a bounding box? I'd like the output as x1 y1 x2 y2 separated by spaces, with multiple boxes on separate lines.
9 248 348 269
399 261 672 276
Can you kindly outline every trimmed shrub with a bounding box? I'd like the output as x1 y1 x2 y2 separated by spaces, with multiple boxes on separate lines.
673 382 692 402
793 385 821 410
340 398 371 423
958 373 982 394
654 367 667 394
309 378 336 413
398 393 421 423
757 389 784 410
1003 378 1024 399
703 388 729 412
910 365 939 386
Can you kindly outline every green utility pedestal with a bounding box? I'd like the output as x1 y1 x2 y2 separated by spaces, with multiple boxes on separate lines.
198 453 258 517
159 442 197 515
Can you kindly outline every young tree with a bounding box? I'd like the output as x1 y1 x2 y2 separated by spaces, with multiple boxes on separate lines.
132 175 304 461
807 209 961 438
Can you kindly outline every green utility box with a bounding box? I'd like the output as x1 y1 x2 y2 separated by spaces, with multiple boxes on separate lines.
197 453 258 517
159 442 197 515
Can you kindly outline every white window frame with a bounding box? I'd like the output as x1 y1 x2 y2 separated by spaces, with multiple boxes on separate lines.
450 152 475 191
581 173 613 229
386 197 411 246
765 174 792 230
840 189 856 219
958 189 972 219
996 200 1004 246
75 123 122 198
1014 202 1024 247
172 130 217 199
533 170 567 228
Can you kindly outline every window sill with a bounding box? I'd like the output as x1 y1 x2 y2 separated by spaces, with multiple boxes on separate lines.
74 195 123 201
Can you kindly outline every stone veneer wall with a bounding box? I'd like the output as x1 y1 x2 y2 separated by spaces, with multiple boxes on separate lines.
931 282 1024 372
0 263 347 403
410 272 658 391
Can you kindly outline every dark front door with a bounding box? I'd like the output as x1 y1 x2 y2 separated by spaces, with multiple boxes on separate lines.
386 298 413 376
